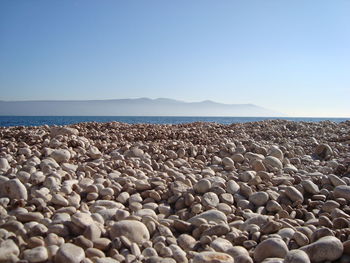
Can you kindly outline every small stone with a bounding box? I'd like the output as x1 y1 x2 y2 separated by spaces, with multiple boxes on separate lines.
55 243 85 263
193 251 234 263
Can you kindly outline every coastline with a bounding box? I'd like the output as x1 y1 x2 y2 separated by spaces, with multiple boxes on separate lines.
0 120 350 262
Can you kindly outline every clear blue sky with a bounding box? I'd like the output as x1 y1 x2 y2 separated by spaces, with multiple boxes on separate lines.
1 0 349 117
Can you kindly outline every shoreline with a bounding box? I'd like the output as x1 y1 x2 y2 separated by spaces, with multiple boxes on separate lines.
0 120 350 262
0 116 349 128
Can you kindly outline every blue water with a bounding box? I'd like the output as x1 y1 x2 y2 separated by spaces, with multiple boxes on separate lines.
0 116 349 127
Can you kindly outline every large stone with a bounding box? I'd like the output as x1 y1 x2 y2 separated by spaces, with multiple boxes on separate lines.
301 180 319 195
71 212 94 229
3 179 28 200
193 251 234 263
0 158 11 173
194 179 211 194
51 149 71 163
284 250 310 263
202 192 220 207
109 220 150 245
226 180 240 194
249 191 269 206
0 239 20 262
253 238 288 262
263 156 283 170
23 246 48 263
55 243 85 263
50 127 79 137
314 144 333 160
300 236 343 263
334 185 350 200
188 210 227 225
88 146 102 159
285 186 304 203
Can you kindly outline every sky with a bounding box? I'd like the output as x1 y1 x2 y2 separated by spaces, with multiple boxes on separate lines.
0 0 349 117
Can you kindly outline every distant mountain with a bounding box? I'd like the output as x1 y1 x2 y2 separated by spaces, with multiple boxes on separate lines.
0 98 285 116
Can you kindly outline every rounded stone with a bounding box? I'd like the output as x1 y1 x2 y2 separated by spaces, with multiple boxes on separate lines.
300 236 343 263
194 179 211 194
51 149 71 163
202 192 220 207
285 186 304 203
263 156 283 170
284 250 310 263
334 185 350 200
23 246 48 263
249 192 269 206
109 220 150 245
4 179 28 200
253 238 289 262
55 243 85 263
188 210 227 225
193 251 234 263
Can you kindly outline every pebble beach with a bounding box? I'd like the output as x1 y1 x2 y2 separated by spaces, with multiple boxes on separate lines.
0 120 350 263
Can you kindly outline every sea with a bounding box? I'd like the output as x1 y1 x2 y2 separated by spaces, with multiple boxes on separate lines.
0 116 349 127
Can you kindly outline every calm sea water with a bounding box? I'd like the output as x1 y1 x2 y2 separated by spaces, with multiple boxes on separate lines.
0 116 349 127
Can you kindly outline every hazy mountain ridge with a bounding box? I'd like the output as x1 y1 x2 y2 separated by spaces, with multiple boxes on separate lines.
0 98 284 116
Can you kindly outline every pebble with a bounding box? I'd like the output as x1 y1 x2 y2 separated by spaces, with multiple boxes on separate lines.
55 243 85 263
284 250 310 263
4 179 28 200
51 149 71 163
253 238 289 262
0 120 349 262
188 210 227 225
334 185 350 200
0 239 20 262
23 246 48 263
109 220 150 244
300 236 343 262
249 191 269 206
193 251 234 263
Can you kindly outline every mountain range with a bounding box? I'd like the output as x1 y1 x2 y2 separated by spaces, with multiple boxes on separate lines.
0 98 284 116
